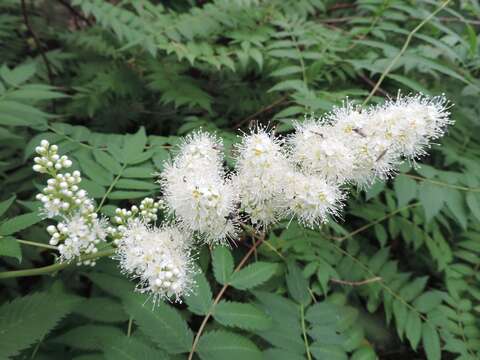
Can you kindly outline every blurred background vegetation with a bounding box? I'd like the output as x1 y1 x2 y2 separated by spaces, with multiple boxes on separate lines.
0 0 479 359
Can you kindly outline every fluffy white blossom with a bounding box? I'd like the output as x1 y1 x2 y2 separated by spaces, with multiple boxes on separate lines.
367 94 452 159
284 171 344 227
161 131 238 243
234 128 292 227
289 120 357 184
47 214 108 265
116 221 195 302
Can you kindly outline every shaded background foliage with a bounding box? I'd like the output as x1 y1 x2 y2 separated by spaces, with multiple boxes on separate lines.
0 0 480 359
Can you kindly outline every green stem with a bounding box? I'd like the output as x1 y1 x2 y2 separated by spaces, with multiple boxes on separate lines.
127 317 133 337
335 202 420 242
16 239 58 250
0 249 115 279
403 173 480 192
300 304 312 360
362 0 451 105
96 164 127 212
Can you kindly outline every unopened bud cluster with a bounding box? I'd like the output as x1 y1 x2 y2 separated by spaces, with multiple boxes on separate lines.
33 140 72 174
33 140 107 265
110 197 162 244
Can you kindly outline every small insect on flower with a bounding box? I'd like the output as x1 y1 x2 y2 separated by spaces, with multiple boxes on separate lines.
116 221 196 303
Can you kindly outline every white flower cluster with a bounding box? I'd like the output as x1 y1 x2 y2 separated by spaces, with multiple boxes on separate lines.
290 94 452 187
234 128 291 226
32 93 452 302
161 132 238 243
160 94 451 233
116 221 194 302
33 140 107 265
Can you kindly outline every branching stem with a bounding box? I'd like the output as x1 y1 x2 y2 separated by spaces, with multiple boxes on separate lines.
187 233 265 360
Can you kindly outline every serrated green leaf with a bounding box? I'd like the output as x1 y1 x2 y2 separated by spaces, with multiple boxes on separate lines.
124 295 193 354
310 343 348 360
405 311 422 350
104 337 167 360
418 184 444 222
123 127 147 164
0 236 21 262
108 190 152 199
0 100 49 127
212 246 234 284
213 300 272 331
116 179 158 190
230 262 278 290
264 348 306 360
305 302 340 325
466 192 480 222
393 300 408 339
422 322 441 360
87 272 135 299
394 176 417 207
0 212 41 235
93 149 123 174
74 297 128 323
197 330 263 360
351 346 377 360
122 166 155 178
80 178 106 198
53 324 124 350
400 276 428 302
0 196 16 218
0 63 36 86
444 189 468 229
76 152 114 186
286 261 310 305
413 291 443 313
270 66 303 77
184 270 213 315
0 293 82 358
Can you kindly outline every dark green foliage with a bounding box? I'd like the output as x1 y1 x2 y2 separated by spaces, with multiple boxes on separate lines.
1 0 480 359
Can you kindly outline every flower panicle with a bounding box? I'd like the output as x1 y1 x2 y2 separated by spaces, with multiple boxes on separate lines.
32 92 453 301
